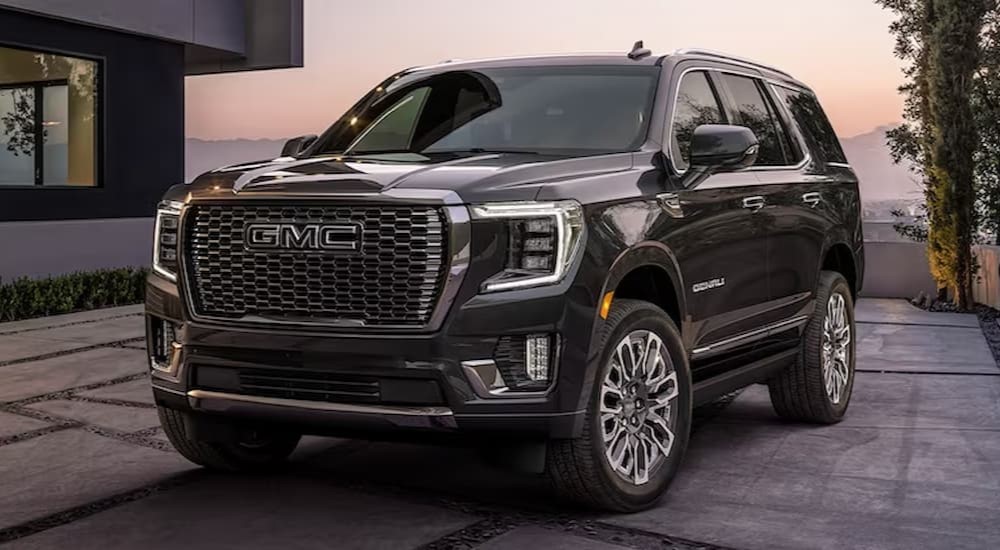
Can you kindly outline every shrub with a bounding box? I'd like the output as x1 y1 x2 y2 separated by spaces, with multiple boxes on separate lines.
0 267 147 322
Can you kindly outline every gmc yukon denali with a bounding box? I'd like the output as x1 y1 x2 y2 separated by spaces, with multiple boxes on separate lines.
146 45 864 512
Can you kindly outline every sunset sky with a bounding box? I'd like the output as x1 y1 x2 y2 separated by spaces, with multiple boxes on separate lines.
185 0 906 141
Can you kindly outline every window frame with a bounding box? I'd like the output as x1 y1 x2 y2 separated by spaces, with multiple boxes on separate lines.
667 69 729 173
714 72 802 168
0 41 104 190
665 64 812 176
769 81 846 166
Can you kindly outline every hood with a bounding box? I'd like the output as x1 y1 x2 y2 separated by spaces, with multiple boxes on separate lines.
179 152 634 204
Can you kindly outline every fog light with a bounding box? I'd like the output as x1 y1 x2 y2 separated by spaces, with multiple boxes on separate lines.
525 334 550 381
150 317 180 373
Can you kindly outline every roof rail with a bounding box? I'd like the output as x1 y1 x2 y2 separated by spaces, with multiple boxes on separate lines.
672 48 794 79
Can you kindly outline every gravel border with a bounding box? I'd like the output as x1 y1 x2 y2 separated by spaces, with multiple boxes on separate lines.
975 306 1000 370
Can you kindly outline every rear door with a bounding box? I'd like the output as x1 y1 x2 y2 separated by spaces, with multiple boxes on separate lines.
658 67 771 369
715 73 826 350
762 85 857 348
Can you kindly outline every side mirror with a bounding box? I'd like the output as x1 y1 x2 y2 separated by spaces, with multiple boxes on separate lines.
689 124 759 173
281 134 318 157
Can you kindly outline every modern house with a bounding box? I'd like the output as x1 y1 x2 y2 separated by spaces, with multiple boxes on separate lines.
0 0 303 281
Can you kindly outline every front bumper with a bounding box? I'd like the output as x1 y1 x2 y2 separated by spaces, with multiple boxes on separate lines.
146 258 600 439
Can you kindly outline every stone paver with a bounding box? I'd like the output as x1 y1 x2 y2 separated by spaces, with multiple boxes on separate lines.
857 323 997 374
0 334 97 364
0 430 193 530
27 400 159 433
24 316 145 345
0 348 146 402
76 379 154 405
856 298 980 328
0 305 144 335
0 411 49 438
1 299 998 550
10 475 478 550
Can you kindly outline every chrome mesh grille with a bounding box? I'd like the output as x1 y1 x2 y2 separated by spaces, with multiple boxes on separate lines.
184 203 447 327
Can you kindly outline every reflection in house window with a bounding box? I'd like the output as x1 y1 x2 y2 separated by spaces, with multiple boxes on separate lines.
0 46 98 187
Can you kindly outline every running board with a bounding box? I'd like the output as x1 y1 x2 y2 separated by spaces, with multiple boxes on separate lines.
692 348 799 407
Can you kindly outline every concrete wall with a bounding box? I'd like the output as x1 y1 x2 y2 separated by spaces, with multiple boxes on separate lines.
0 218 152 281
859 241 937 299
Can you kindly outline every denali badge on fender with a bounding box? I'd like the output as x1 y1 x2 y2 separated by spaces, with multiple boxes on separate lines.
243 223 361 252
692 277 726 293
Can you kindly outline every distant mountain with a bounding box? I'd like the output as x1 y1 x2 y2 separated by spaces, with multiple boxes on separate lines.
185 129 923 205
839 125 922 203
185 138 285 182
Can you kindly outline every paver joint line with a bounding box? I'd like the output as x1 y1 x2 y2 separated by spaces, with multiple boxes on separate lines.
2 372 148 407
0 337 146 369
857 320 985 330
0 470 206 545
0 312 143 337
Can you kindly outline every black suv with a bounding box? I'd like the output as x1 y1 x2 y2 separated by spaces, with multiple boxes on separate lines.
147 46 863 512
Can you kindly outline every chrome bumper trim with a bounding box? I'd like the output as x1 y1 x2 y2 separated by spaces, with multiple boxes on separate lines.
187 389 453 417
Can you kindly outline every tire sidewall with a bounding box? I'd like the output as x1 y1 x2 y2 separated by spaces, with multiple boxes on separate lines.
587 301 692 507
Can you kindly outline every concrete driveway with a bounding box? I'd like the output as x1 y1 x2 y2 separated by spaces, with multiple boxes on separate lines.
1 299 998 549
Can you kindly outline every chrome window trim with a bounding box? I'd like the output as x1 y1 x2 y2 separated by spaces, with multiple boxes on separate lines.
178 193 470 333
672 48 796 79
666 66 813 178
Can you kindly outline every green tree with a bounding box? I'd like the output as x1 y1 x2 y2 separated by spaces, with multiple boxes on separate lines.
877 0 993 308
974 9 1000 244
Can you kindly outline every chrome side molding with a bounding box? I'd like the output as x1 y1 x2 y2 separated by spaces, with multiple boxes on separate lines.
692 315 810 358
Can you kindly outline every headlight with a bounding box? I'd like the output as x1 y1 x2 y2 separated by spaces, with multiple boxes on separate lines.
153 200 183 282
471 200 584 292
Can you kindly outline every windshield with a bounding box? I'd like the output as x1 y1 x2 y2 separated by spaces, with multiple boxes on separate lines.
312 65 660 158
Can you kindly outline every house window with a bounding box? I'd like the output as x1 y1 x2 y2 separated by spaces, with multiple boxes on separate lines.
0 45 98 186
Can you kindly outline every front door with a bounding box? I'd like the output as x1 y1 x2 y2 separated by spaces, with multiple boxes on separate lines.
658 67 772 373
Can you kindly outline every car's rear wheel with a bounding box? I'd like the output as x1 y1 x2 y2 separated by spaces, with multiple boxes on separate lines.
546 299 692 512
768 270 856 424
158 406 300 471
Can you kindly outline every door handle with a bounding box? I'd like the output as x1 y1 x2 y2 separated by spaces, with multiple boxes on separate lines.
742 196 766 211
802 192 822 208
656 192 686 218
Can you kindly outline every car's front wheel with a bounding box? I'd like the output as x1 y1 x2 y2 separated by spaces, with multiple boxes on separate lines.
546 299 692 512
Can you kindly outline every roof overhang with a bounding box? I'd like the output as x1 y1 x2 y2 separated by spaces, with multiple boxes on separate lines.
0 0 303 75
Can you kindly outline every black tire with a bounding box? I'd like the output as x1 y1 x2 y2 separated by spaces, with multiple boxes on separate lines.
157 406 301 472
767 271 856 424
545 299 692 512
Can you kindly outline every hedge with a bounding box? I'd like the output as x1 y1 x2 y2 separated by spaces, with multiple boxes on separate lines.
0 267 147 322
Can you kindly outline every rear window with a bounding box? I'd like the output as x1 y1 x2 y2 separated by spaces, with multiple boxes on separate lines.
773 87 847 164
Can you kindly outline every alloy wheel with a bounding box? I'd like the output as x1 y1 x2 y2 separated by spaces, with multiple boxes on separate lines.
821 292 851 404
600 330 679 486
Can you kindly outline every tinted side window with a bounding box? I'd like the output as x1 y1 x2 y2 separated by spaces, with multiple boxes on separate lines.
720 74 794 166
671 71 725 170
773 87 847 164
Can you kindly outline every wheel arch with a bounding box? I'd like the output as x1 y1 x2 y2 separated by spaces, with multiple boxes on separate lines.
598 242 687 333
820 241 858 299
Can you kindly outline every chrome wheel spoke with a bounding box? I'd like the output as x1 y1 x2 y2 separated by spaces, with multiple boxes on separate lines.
601 329 678 486
821 292 851 405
